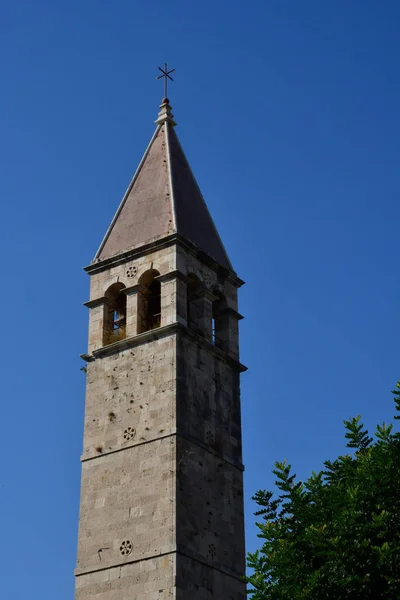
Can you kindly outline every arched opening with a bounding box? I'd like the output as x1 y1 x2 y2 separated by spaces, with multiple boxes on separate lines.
212 293 229 350
137 270 161 333
103 282 127 345
187 273 203 335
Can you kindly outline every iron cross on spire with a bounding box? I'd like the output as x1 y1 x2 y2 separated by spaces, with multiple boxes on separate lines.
157 63 175 102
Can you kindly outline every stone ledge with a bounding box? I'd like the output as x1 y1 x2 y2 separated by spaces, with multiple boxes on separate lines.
84 234 177 275
75 549 175 578
80 431 175 463
177 545 245 582
176 430 244 472
80 429 244 471
223 306 244 320
155 269 189 284
178 324 247 371
75 548 244 583
80 323 178 362
80 322 247 372
83 296 107 309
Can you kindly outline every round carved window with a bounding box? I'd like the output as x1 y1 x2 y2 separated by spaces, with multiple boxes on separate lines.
120 540 133 556
203 271 212 287
124 427 136 441
126 265 138 279
205 430 214 445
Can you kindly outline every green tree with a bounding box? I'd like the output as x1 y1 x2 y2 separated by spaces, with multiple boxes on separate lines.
246 383 400 599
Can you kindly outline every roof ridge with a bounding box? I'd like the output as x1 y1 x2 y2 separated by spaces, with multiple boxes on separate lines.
164 121 177 232
167 125 233 271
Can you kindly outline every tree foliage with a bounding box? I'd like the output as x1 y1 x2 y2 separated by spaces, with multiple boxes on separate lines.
246 383 400 599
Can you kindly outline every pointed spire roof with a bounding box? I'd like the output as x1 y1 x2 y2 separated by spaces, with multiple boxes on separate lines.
95 100 233 271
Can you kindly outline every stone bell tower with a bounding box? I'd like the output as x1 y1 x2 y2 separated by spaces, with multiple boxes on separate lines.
75 97 246 599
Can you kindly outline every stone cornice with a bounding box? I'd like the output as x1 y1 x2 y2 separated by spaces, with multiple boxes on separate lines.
83 296 107 309
80 322 247 372
222 307 244 320
75 547 244 582
85 234 177 274
84 233 244 288
80 324 177 362
80 428 244 472
202 289 218 302
176 545 245 582
155 269 189 284
176 430 244 472
120 283 148 296
180 324 246 370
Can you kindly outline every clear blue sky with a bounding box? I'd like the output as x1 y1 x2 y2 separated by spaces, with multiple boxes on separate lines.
1 1 399 597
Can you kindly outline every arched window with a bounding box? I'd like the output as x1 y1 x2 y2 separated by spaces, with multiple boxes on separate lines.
103 283 127 345
137 270 161 334
187 273 203 335
212 293 229 350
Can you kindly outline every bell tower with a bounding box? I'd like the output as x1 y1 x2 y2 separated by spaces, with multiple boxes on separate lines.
75 97 246 599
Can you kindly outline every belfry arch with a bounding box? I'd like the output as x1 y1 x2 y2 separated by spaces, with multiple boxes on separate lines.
103 282 127 345
137 269 161 333
186 273 204 335
212 292 229 349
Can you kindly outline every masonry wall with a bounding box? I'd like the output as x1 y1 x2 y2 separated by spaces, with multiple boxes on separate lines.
176 336 242 464
176 555 246 600
76 554 175 600
75 336 177 600
175 334 246 598
81 337 176 458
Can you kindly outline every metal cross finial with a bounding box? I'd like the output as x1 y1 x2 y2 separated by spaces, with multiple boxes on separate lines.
157 63 175 102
